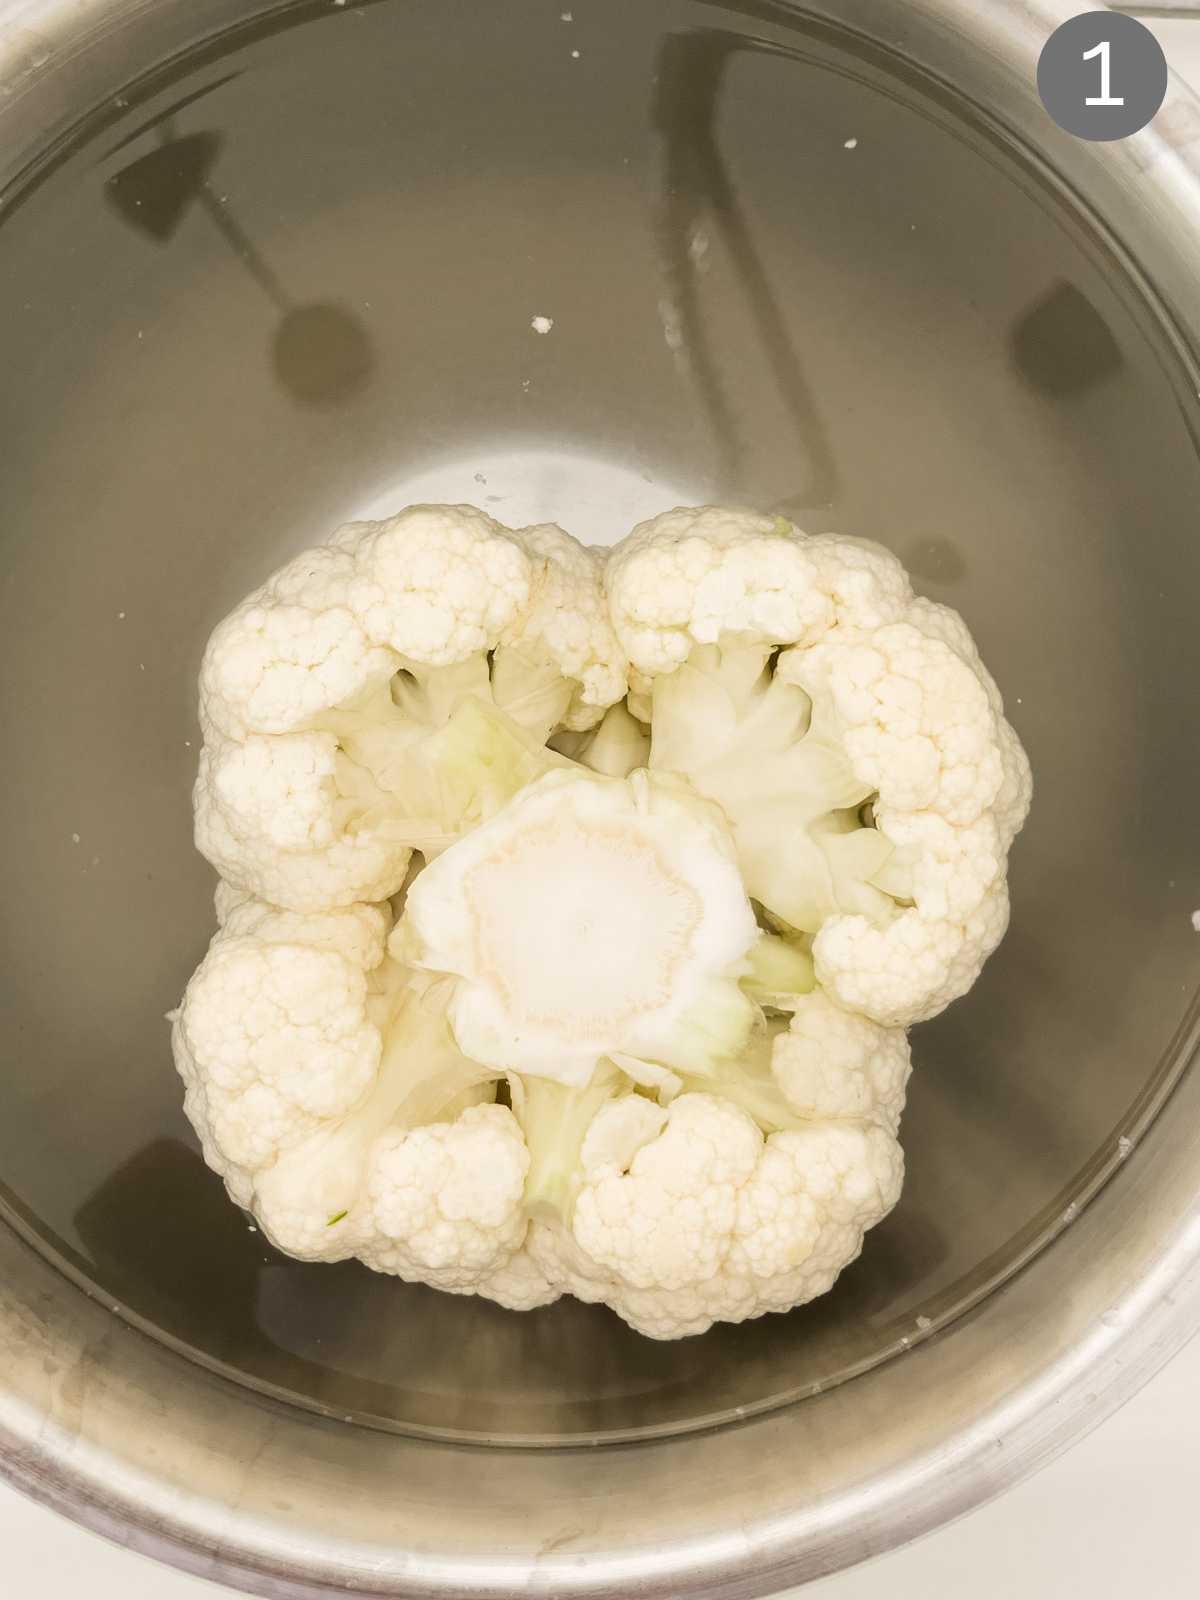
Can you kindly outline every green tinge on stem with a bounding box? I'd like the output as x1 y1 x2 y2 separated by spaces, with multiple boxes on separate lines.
741 933 815 1009
650 979 759 1076
377 978 503 1129
553 702 651 778
519 1065 623 1225
321 676 573 853
489 647 576 747
680 1056 804 1135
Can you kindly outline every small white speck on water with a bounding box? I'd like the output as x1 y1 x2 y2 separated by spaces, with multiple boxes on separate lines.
844 137 858 149
247 1225 257 1233
1062 1202 1079 1224
1117 1135 1134 1159
71 833 80 845
184 739 192 748
531 314 554 334
571 48 581 59
916 1315 933 1331
561 9 573 18
1191 909 1200 933
899 1335 911 1349
521 378 531 392
91 855 101 867
139 662 145 671
136 330 144 340
1016 696 1022 704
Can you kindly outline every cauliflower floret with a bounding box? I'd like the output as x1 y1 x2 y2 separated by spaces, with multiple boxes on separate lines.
800 534 914 630
213 877 253 926
475 1233 563 1312
215 894 391 968
512 1091 903 1341
905 595 1033 847
173 905 384 1183
813 810 1008 1026
173 896 526 1290
199 542 401 742
195 731 412 911
481 990 909 1341
193 505 627 912
604 504 834 675
619 506 1030 1026
771 989 911 1136
498 523 626 732
359 1105 530 1289
338 505 530 664
780 623 1004 827
605 510 919 676
572 1095 763 1291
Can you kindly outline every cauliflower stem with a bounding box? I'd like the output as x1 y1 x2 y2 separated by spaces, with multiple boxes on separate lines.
518 1064 625 1225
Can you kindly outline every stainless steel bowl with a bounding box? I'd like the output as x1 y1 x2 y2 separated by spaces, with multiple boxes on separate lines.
3 0 1200 1593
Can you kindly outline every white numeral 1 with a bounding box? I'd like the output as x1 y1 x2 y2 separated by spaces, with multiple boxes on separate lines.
1083 39 1124 107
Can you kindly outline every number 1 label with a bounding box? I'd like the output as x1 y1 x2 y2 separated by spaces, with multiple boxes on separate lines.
1083 39 1124 107
1038 14 1167 141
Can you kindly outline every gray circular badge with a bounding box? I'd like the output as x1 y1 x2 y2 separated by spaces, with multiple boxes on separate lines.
1037 12 1168 142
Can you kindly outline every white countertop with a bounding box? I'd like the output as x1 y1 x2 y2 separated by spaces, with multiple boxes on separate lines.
5 13 1200 1600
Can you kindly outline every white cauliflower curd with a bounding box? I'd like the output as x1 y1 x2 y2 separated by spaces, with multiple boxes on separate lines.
174 502 1029 1339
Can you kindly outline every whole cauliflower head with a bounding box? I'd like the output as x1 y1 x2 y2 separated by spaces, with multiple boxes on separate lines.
176 501 1030 1340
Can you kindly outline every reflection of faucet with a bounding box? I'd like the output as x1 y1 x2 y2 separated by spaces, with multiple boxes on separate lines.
103 86 373 407
652 30 837 509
